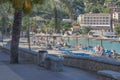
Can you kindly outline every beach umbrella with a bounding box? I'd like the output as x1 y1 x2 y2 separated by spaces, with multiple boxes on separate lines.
75 36 83 48
95 37 103 47
94 37 110 48
75 36 78 46
50 34 62 46
68 36 70 43
62 35 71 43
35 33 47 37
82 36 93 47
71 36 80 47
67 35 80 47
63 35 82 47
85 36 93 46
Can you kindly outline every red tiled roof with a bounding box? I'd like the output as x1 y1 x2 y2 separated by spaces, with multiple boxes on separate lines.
72 26 80 29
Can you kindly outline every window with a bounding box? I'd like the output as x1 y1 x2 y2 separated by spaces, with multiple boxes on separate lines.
106 17 109 19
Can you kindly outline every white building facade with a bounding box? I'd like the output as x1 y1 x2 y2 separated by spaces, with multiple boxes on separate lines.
78 13 111 31
112 12 120 29
113 12 120 21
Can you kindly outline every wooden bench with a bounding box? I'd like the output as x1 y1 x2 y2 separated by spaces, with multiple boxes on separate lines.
98 70 120 80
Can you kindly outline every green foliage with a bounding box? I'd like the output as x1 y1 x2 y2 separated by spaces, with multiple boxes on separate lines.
22 16 38 32
116 1 120 7
86 5 99 13
32 0 71 33
91 6 100 13
45 20 54 28
102 7 110 13
72 21 79 26
85 0 105 5
0 15 9 34
71 0 85 19
85 0 111 13
79 29 83 34
81 26 91 34
0 0 8 4
0 2 13 15
114 26 120 35
31 0 45 4
61 21 72 30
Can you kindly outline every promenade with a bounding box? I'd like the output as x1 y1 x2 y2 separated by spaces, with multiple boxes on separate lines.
0 50 99 80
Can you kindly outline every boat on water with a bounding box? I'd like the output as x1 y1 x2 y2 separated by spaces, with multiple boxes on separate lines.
89 30 118 39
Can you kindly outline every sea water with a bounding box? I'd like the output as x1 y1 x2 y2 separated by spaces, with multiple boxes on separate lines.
66 38 120 53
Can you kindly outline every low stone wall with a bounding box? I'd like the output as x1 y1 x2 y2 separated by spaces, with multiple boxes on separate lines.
98 70 120 80
0 46 63 72
0 46 37 64
19 48 37 64
0 46 10 54
44 55 63 72
37 51 63 72
63 55 120 72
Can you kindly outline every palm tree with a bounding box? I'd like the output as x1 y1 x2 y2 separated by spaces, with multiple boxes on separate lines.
7 0 44 64
22 16 31 50
0 0 71 64
50 0 72 33
0 2 12 45
0 15 9 45
35 0 72 33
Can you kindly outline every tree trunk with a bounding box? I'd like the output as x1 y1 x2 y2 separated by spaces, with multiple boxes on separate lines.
10 10 22 64
27 25 31 50
54 7 58 33
1 26 4 46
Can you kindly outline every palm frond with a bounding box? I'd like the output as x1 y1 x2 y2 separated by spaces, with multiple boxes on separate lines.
0 0 9 4
60 0 73 20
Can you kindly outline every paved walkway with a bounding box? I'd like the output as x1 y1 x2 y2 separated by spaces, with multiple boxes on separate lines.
0 50 99 80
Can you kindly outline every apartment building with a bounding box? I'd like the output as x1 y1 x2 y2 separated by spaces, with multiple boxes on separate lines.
78 13 111 31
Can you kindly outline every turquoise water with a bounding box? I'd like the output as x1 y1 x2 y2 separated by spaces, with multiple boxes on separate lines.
66 38 120 53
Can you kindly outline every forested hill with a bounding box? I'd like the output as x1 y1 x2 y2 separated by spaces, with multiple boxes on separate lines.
0 0 119 20
72 0 119 19
83 0 119 13
33 0 119 20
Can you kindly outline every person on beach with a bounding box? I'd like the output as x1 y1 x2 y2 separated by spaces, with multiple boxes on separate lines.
94 45 100 53
77 44 83 49
32 39 36 45
109 49 116 58
94 45 104 56
99 47 105 55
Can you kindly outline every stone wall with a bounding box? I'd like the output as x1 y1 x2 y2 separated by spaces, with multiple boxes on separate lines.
19 48 37 64
98 75 115 80
0 46 10 54
0 46 63 72
0 46 37 64
37 51 64 72
63 55 120 72
97 70 120 80
44 55 63 72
